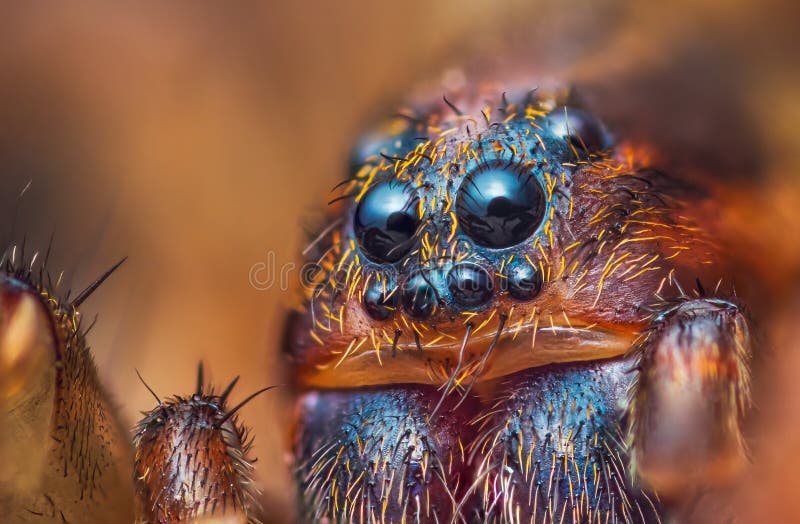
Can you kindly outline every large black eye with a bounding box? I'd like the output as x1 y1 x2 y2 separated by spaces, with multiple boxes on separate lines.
455 166 546 249
354 181 420 263
547 106 610 154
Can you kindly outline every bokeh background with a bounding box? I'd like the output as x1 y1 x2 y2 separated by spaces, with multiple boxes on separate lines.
1 1 798 521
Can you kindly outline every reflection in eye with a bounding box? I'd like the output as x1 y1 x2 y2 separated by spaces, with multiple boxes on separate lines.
446 262 494 309
354 180 420 263
400 269 441 319
362 271 400 321
546 106 611 156
455 165 546 249
501 259 543 300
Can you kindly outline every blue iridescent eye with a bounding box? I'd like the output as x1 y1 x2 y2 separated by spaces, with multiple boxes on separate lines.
502 260 543 301
362 274 399 321
455 166 546 249
401 271 439 319
354 181 420 263
547 106 610 155
447 263 493 309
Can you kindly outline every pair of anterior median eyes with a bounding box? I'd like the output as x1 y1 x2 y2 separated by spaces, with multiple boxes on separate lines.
353 107 611 265
354 167 546 266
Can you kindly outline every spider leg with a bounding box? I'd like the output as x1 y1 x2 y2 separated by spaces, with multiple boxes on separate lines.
132 369 268 524
627 299 752 505
0 273 135 522
465 361 661 523
293 386 480 524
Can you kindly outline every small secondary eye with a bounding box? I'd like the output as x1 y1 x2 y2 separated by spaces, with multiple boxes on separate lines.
354 181 420 263
447 263 494 309
547 106 610 154
401 271 439 319
362 274 400 321
502 260 543 301
456 166 546 249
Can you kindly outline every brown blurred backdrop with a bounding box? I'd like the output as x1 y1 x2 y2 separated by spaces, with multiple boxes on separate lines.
1 1 798 521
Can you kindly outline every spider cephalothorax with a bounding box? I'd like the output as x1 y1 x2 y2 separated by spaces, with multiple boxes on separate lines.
287 82 751 523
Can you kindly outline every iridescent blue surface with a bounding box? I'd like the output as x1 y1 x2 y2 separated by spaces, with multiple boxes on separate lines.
446 262 494 309
545 106 612 155
362 273 399 321
354 181 419 263
502 258 543 300
401 269 441 319
456 165 546 249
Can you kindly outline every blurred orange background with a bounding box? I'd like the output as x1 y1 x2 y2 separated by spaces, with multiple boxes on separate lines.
1 1 798 521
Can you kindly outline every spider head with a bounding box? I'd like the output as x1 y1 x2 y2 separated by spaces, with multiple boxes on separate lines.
288 85 717 389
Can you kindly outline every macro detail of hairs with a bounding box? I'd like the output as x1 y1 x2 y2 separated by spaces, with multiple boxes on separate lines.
1 1 799 523
0 255 269 523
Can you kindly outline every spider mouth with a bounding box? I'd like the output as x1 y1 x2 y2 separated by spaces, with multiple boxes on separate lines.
295 319 637 389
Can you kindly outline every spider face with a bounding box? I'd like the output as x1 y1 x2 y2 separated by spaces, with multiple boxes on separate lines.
288 85 718 391
287 83 749 523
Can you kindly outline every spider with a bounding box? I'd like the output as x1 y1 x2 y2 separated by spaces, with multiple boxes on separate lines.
285 81 758 523
0 75 783 523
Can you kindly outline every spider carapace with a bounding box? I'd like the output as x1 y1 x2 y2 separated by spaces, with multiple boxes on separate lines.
285 81 752 523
